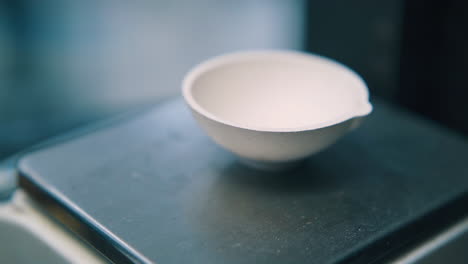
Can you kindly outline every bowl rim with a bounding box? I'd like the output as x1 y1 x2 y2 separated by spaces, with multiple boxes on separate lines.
182 49 373 132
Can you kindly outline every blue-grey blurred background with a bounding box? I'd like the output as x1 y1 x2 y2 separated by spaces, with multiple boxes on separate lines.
1 0 467 159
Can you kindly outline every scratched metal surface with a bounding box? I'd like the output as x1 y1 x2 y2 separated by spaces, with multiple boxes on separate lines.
18 98 468 263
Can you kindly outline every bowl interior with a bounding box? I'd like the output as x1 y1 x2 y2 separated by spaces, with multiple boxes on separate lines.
186 52 370 131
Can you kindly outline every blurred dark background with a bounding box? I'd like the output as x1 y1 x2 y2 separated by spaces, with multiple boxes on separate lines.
0 0 467 160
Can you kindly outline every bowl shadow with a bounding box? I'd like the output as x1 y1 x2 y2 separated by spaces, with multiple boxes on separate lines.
217 156 341 195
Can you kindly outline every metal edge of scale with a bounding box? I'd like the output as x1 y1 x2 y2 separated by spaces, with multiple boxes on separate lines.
8 104 158 264
394 215 468 263
17 174 150 264
338 191 468 263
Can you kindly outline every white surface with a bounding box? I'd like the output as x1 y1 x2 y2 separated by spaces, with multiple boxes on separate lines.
0 190 107 264
184 50 371 131
183 50 372 166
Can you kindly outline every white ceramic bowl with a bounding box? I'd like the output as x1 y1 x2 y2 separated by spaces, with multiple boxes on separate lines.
182 50 372 170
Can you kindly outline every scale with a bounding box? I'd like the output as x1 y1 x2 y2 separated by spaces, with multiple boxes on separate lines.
16 98 468 263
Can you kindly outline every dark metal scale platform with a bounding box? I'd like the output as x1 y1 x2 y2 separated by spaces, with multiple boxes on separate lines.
17 98 468 263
